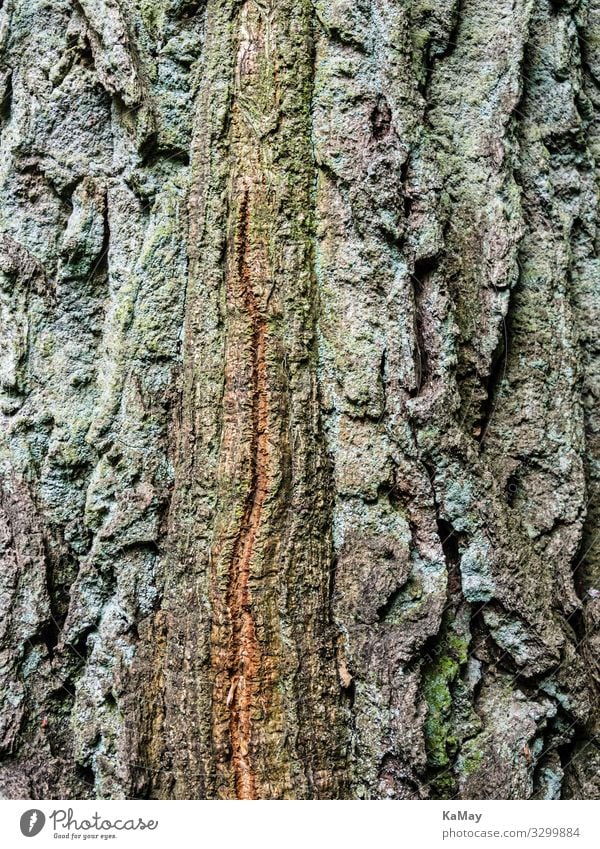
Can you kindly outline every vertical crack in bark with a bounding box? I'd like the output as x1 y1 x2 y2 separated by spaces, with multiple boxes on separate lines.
225 187 267 800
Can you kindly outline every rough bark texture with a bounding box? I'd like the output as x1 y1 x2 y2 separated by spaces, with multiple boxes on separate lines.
0 0 599 800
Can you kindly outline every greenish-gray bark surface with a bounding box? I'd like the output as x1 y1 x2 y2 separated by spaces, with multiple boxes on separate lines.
0 0 599 800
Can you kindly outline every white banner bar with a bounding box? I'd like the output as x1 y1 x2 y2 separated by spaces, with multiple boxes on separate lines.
0 800 598 849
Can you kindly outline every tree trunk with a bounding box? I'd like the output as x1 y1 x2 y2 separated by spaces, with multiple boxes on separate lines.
0 0 599 800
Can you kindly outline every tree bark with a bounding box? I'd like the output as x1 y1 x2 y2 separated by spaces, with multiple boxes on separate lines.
0 0 599 800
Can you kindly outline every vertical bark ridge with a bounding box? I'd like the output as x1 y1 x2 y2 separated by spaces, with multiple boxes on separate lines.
207 4 284 799
207 0 347 799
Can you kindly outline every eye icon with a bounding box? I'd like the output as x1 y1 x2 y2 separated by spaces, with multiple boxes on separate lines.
20 810 45 837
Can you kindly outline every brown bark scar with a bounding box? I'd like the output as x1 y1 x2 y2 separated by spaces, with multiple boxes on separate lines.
225 187 269 800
